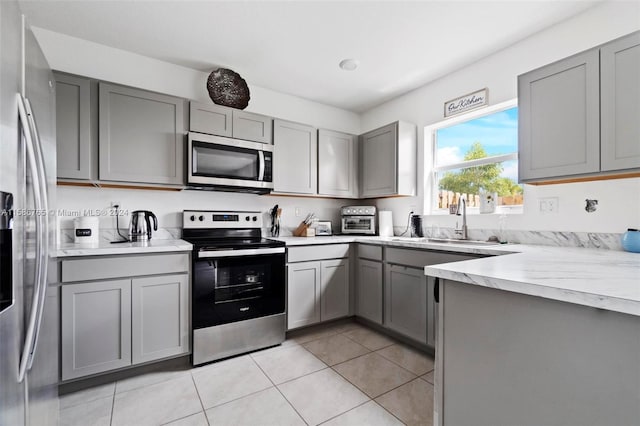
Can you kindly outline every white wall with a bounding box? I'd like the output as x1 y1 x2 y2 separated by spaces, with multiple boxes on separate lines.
32 28 363 234
360 1 640 234
32 27 361 135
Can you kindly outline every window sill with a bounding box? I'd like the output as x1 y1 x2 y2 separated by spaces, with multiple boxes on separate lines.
428 205 523 216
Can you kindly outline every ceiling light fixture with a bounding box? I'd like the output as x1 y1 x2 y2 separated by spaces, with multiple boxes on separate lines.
339 59 359 71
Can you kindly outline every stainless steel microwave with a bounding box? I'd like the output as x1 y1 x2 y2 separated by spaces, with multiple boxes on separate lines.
187 132 273 193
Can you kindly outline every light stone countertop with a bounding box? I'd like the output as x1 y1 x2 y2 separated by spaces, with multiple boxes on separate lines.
274 235 640 316
56 239 193 258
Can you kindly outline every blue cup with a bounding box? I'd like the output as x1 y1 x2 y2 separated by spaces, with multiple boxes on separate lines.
621 229 640 253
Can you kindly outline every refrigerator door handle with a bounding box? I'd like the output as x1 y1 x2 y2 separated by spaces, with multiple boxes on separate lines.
16 94 49 382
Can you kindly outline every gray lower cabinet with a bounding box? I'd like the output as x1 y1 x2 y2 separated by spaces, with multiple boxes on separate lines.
384 265 427 344
61 279 132 380
55 73 92 180
287 261 322 329
131 274 189 364
320 259 350 321
273 119 317 194
426 276 436 348
318 129 358 198
355 258 383 324
601 32 640 172
60 253 190 380
99 83 185 185
360 121 416 198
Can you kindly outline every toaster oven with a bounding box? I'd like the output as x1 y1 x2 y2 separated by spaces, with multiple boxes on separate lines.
341 206 376 235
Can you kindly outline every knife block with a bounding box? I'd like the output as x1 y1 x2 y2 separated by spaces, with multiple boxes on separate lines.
293 222 315 237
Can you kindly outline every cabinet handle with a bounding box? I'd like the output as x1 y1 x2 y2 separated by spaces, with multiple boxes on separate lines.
434 278 439 304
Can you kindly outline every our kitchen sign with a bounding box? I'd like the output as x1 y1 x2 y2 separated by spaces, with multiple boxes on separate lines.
444 88 488 117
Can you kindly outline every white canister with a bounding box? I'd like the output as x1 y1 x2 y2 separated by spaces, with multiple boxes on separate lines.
479 191 497 214
378 210 394 237
74 216 99 244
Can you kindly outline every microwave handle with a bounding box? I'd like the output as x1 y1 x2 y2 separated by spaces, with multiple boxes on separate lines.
258 151 265 181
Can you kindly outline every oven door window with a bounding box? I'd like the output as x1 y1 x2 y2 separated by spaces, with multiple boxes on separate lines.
193 252 285 328
344 217 372 231
193 142 259 181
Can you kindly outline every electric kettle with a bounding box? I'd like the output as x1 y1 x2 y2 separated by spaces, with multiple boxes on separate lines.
128 210 158 242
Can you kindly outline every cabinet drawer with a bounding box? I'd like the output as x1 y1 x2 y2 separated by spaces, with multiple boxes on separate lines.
288 244 350 263
358 244 382 261
61 253 189 282
385 247 479 268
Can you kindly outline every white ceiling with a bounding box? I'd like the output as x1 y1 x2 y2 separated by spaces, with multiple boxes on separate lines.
19 0 600 112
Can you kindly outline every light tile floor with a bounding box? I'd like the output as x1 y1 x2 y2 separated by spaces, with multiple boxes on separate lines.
59 321 435 426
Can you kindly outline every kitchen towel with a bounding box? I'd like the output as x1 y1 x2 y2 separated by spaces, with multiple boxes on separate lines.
378 210 393 237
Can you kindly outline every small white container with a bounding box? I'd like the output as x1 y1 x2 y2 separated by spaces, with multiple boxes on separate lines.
479 191 497 214
378 210 394 237
73 216 99 244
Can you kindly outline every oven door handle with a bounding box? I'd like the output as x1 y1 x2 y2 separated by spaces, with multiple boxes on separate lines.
198 247 285 258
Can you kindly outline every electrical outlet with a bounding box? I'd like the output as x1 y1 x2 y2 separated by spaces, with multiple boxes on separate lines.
539 197 559 214
295 207 300 217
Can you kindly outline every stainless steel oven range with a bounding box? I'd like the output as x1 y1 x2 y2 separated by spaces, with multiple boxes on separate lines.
183 210 286 365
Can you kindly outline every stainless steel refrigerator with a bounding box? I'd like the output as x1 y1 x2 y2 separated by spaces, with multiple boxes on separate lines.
0 0 58 424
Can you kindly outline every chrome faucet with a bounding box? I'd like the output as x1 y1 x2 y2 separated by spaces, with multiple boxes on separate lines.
454 196 468 240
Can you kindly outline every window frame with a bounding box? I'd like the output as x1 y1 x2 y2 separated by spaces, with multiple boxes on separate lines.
424 99 522 215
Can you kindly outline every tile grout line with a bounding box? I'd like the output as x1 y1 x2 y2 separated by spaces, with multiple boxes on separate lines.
374 376 432 424
248 355 310 426
188 372 211 426
316 399 373 425
373 348 434 377
109 381 116 426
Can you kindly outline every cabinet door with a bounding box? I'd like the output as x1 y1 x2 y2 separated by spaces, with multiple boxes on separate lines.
189 101 232 137
131 274 189 364
55 73 91 179
384 265 427 344
320 259 350 321
427 276 436 348
61 280 131 380
360 123 397 197
601 32 640 172
318 129 358 198
287 261 321 330
99 83 185 185
232 110 272 144
273 120 317 194
356 259 383 324
518 49 600 181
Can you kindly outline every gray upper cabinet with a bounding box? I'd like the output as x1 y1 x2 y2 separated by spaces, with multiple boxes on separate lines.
131 274 189 364
385 264 427 344
318 129 358 198
273 119 317 194
55 73 92 180
518 49 600 181
601 32 640 172
360 121 416 198
99 83 185 185
189 101 232 137
519 31 640 182
61 279 132 380
232 110 272 143
190 101 273 143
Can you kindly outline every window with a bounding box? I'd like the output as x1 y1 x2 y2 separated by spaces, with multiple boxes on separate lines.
430 103 522 213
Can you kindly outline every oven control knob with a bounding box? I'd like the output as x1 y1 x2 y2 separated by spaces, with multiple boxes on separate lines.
252 216 258 221
198 215 204 222
245 216 250 221
190 215 195 222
